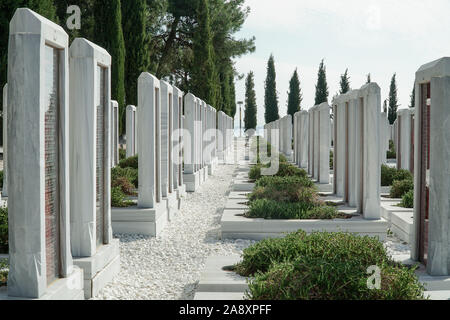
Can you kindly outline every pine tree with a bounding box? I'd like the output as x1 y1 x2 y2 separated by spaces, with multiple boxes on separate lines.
287 69 302 121
121 0 149 107
409 86 415 108
190 0 216 106
388 73 399 124
339 68 351 94
383 99 388 113
264 54 279 123
314 59 329 105
244 71 257 131
93 0 126 135
367 73 371 84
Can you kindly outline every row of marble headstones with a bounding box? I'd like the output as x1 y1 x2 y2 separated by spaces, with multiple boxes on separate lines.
394 108 415 172
1 8 233 300
264 115 293 161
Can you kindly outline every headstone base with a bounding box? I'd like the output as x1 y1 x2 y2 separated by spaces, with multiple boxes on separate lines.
111 200 169 236
165 192 179 222
184 171 201 192
73 239 120 299
208 157 219 175
176 184 187 209
0 266 84 300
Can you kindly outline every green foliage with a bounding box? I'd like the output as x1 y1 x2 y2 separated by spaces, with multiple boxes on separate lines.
0 257 7 287
119 155 138 169
112 176 136 196
390 179 414 199
367 73 371 84
314 59 329 105
245 199 341 220
339 68 351 94
264 54 279 123
387 140 396 159
0 206 7 254
111 186 133 208
112 166 138 188
0 170 3 189
244 71 257 131
388 73 399 125
94 0 126 135
190 0 216 106
119 149 126 161
255 175 314 189
409 86 415 109
287 69 302 120
381 165 412 187
122 0 149 107
235 231 425 300
400 190 414 209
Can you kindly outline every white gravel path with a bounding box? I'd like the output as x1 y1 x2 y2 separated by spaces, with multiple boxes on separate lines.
95 162 255 300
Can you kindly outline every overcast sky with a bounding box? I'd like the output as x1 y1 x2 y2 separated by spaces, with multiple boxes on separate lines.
233 0 450 131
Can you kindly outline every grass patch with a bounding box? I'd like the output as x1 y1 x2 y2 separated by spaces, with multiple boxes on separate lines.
235 231 425 300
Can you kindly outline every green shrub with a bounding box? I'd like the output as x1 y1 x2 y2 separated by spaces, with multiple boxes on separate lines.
245 199 343 220
249 164 263 181
235 231 425 300
381 165 413 187
112 166 138 188
387 140 397 159
119 149 126 161
400 190 414 208
255 175 314 189
119 155 138 169
394 169 413 182
249 183 318 204
112 176 136 196
390 179 414 199
381 165 397 186
0 207 7 254
111 187 134 208
0 170 3 189
0 258 7 287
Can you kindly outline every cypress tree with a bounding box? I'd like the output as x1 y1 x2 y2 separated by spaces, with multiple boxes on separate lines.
264 54 279 123
367 73 371 84
190 0 216 106
229 72 237 118
339 68 351 94
314 59 329 105
409 86 415 108
388 73 399 124
383 99 388 113
244 71 257 131
93 0 126 135
287 69 302 120
121 0 149 107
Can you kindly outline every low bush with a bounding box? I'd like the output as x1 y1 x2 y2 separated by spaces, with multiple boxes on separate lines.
245 199 343 220
112 176 136 196
390 179 414 199
111 186 134 208
112 166 138 188
381 165 413 187
0 258 7 287
248 160 307 181
400 190 414 208
387 140 397 159
255 175 314 189
330 150 334 170
235 231 425 300
118 155 138 170
0 170 3 189
119 149 126 161
249 183 318 204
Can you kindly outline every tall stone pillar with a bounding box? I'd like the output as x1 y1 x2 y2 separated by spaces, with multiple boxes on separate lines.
126 105 137 158
7 8 83 299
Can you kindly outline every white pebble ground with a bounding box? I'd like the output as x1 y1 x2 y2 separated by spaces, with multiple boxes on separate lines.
95 162 255 300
